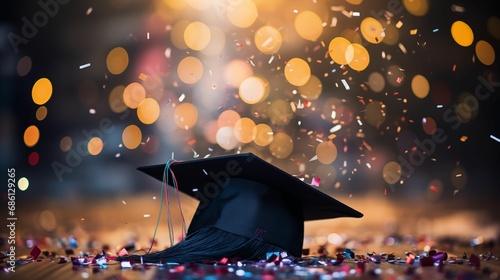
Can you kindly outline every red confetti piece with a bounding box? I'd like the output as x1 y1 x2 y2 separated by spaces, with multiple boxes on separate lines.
30 245 41 259
118 248 129 257
468 253 480 269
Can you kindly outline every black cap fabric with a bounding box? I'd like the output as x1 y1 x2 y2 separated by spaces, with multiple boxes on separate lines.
137 152 362 260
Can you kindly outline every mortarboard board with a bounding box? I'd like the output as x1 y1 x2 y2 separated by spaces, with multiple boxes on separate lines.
131 152 362 263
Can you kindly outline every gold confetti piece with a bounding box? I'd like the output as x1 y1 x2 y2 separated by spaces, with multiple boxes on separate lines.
139 73 147 80
122 200 126 205
410 29 418 35
460 135 468 142
395 21 403 28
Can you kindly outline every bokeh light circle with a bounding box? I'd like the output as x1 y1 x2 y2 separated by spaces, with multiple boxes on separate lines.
451 21 474 47
137 98 160 124
403 0 429 16
422 117 437 135
106 47 129 75
177 56 204 84
298 75 322 100
347 43 370 71
60 136 72 152
24 125 40 147
254 25 283 55
171 20 190 49
36 106 48 121
360 17 384 44
382 161 401 184
284 58 311 86
487 16 500 40
28 152 39 166
268 99 294 125
216 126 240 150
368 72 385 92
184 21 211 51
233 118 256 143
123 82 146 109
328 37 352 65
295 10 323 41
218 109 240 127
411 74 430 98
122 125 142 149
475 40 495 66
18 177 29 191
88 137 104 156
365 101 386 127
225 59 253 88
316 141 338 164
109 85 127 113
174 103 198 129
39 210 57 232
239 76 267 104
17 56 32 76
32 78 53 105
227 0 258 28
253 123 274 146
269 132 293 159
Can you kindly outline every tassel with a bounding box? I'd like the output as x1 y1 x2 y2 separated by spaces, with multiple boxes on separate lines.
122 227 285 264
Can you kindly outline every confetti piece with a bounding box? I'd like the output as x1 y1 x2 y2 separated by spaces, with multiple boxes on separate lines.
122 200 126 205
85 7 93 15
341 79 350 90
398 43 407 54
179 93 186 102
410 29 418 35
89 108 96 114
460 136 468 142
139 73 147 80
79 63 91 69
330 124 342 133
144 214 150 218
490 135 500 143
395 21 403 28
352 11 360 16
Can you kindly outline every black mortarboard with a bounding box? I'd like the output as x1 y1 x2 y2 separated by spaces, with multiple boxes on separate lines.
133 152 362 263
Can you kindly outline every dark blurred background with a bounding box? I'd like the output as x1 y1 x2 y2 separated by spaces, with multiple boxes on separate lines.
1 0 500 253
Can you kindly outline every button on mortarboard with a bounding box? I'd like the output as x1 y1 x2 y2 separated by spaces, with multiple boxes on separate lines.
134 152 362 263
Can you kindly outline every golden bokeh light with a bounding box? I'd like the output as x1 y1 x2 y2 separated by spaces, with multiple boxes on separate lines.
316 141 338 164
217 109 240 128
365 101 386 127
368 72 385 93
177 56 204 84
185 0 211 10
239 76 268 104
411 74 430 98
382 161 401 184
123 82 146 109
360 17 385 44
284 58 311 86
109 85 127 113
122 124 142 149
328 37 352 65
17 56 32 76
36 106 48 121
39 210 57 232
171 20 190 49
184 21 211 51
224 59 253 88
227 0 258 28
382 24 399 46
60 136 72 152
106 47 129 75
88 137 104 156
403 0 429 16
32 78 53 105
233 117 256 143
201 26 225 56
475 40 495 66
24 125 40 147
254 25 283 55
422 117 437 135
174 102 198 129
216 126 240 150
269 132 293 159
253 123 274 146
137 98 160 124
268 99 293 125
18 177 29 191
298 75 322 100
347 43 370 71
451 21 474 47
294 10 323 41
202 120 219 144
487 16 500 40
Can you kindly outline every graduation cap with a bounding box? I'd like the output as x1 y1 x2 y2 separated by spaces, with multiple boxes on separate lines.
132 152 362 263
